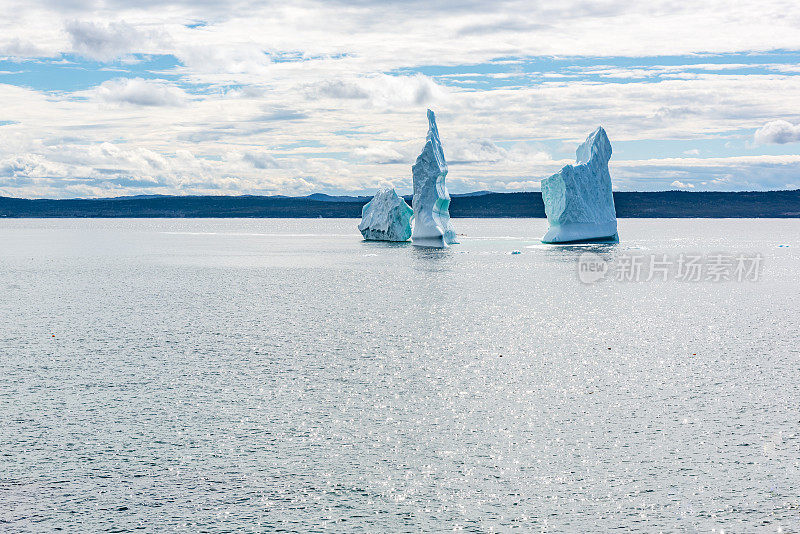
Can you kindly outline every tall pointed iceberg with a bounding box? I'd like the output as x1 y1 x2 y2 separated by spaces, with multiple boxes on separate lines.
358 187 413 241
541 127 618 243
411 109 457 248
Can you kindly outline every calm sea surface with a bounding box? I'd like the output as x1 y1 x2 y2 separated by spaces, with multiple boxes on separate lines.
1 218 798 532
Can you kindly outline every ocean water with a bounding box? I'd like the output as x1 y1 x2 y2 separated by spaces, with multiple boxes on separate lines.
1 218 798 532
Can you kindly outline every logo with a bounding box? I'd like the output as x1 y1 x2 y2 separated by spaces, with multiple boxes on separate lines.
577 252 608 283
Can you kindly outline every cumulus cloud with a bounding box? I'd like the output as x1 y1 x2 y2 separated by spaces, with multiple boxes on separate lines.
0 154 57 183
0 141 325 198
65 20 151 61
252 108 308 121
613 155 800 191
304 74 446 107
175 44 270 75
96 142 168 170
4 2 800 197
353 145 406 164
304 80 369 100
368 74 444 106
457 18 551 36
95 78 188 106
0 38 55 58
753 120 800 145
243 152 282 169
447 139 507 164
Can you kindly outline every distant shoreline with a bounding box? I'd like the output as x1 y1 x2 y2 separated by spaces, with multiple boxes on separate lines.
1 190 799 218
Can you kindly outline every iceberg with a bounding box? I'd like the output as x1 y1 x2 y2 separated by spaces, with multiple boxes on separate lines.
358 187 413 241
411 109 457 248
541 127 619 243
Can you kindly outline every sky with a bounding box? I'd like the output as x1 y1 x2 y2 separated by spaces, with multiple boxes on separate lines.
2 1 800 198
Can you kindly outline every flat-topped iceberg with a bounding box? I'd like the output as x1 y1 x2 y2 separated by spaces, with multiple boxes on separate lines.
411 109 457 248
358 187 413 241
541 127 619 243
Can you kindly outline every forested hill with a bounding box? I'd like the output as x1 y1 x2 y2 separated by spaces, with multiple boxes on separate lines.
0 190 798 218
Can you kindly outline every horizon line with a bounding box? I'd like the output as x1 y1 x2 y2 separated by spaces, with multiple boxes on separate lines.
2 188 800 202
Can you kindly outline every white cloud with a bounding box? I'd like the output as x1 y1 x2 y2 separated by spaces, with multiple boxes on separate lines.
353 145 406 164
95 78 188 106
243 152 282 169
753 120 800 145
613 155 800 191
3 2 800 196
65 20 152 61
0 37 55 58
0 1 797 68
304 80 369 100
671 180 695 188
447 139 507 164
175 43 270 75
252 108 308 121
305 74 447 109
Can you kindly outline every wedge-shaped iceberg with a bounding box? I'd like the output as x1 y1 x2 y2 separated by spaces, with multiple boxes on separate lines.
411 109 457 248
541 127 619 243
358 187 413 241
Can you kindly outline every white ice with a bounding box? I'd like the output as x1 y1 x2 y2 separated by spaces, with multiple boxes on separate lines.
358 187 413 241
541 127 619 243
411 109 457 248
